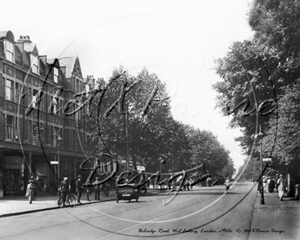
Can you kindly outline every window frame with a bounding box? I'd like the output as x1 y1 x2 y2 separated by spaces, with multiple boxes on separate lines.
5 79 14 101
5 40 14 62
6 115 14 141
30 54 39 75
54 67 59 83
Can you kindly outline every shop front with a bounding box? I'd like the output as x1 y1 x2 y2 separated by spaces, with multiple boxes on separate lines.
2 156 25 196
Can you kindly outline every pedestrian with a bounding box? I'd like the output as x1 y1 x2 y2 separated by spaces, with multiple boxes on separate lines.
277 174 286 201
257 180 263 193
268 177 275 193
267 177 271 192
85 179 91 201
25 180 34 204
93 177 101 201
30 176 37 200
206 173 212 187
59 177 69 206
76 175 83 204
225 177 230 193
263 177 267 193
274 174 279 192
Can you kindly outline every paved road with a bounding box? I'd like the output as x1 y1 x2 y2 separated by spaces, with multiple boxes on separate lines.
0 182 265 240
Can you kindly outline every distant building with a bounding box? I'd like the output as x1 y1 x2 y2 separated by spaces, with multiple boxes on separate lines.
0 30 94 196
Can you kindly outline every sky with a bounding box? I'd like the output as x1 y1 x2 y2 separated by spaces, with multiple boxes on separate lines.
2 0 254 171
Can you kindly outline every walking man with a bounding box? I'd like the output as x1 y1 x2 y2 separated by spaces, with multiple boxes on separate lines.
76 175 83 204
59 177 69 206
93 176 101 201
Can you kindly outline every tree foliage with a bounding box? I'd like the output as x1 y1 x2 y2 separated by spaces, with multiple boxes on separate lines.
213 0 300 179
84 66 234 178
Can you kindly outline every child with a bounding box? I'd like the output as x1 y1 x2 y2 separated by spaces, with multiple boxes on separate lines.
225 177 230 193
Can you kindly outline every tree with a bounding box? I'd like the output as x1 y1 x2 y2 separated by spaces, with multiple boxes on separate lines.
214 1 300 156
183 126 233 177
85 66 176 172
261 80 300 183
84 66 235 179
236 157 260 181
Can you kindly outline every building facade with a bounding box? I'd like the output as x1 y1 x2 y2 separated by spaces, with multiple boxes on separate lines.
0 30 94 197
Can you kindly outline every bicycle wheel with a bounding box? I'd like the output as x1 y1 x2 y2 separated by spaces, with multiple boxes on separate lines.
57 197 64 208
68 195 76 207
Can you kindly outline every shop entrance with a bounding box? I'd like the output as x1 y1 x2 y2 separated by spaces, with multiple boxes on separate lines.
3 156 25 196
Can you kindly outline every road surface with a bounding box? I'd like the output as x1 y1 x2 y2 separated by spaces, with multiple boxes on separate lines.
0 181 258 240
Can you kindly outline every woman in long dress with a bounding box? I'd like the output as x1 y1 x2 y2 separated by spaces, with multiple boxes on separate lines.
277 174 286 201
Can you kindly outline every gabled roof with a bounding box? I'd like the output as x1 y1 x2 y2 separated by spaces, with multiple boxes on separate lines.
24 43 38 55
59 56 83 79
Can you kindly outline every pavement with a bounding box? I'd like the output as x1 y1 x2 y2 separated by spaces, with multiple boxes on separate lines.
0 193 113 218
248 190 300 240
0 189 160 218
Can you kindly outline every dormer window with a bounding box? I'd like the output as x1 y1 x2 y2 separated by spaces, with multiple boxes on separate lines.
5 40 14 62
54 67 59 83
30 54 39 74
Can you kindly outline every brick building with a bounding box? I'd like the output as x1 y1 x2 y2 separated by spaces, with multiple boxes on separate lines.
0 30 94 197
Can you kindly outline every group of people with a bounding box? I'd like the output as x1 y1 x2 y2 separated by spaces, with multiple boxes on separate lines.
59 175 103 206
260 174 287 201
25 175 107 205
75 175 102 204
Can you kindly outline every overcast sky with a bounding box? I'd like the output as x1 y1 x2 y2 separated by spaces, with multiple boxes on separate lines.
2 0 254 171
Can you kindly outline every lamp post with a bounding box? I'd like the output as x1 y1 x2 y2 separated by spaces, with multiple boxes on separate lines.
258 125 265 204
125 107 129 172
57 135 62 186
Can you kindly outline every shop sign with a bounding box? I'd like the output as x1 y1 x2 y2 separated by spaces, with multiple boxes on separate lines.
3 157 23 169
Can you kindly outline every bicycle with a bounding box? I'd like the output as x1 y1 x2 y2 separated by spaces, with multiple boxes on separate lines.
57 190 76 208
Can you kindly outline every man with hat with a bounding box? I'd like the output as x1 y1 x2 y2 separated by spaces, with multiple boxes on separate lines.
76 175 84 204
93 176 101 201
59 177 69 206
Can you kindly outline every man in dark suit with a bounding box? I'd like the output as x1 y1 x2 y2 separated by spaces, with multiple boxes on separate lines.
76 175 83 204
59 177 69 206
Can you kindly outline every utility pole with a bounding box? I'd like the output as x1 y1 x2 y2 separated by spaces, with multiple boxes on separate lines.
124 100 129 172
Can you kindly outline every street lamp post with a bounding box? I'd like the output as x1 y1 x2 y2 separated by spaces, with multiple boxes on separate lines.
125 107 129 172
258 125 265 205
57 135 62 186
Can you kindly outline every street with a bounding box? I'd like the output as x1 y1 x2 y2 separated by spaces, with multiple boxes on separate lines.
0 182 261 240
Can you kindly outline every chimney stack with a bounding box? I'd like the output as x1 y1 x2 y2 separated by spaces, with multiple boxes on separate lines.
17 35 32 43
